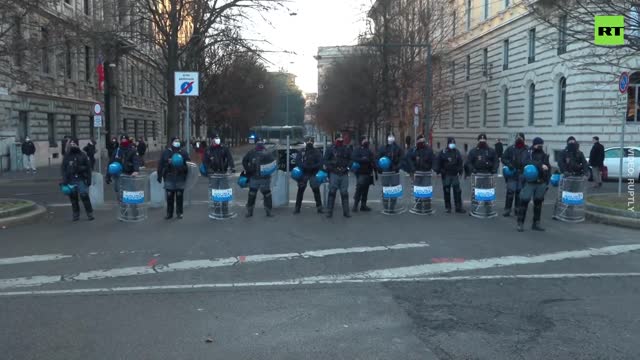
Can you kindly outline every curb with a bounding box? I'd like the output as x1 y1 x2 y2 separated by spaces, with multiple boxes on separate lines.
0 199 36 218
0 204 47 228
586 210 640 230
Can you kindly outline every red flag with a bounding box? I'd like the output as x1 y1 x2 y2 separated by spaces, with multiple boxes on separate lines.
97 54 105 91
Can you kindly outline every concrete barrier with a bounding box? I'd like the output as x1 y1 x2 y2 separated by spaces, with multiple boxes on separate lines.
89 172 104 207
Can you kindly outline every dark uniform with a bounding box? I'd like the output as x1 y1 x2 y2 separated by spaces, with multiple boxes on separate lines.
83 141 97 171
61 140 94 221
242 140 276 217
294 140 324 214
465 142 499 175
105 138 140 193
518 138 551 232
351 137 376 212
324 136 351 218
501 133 528 216
377 140 404 213
558 137 589 177
434 137 465 213
405 135 434 213
157 141 190 219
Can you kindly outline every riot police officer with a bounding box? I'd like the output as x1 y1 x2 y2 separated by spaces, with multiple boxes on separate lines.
61 138 94 221
377 133 404 213
518 137 551 232
434 137 465 214
157 137 190 219
242 138 276 217
203 134 235 216
294 136 324 214
405 134 434 213
324 132 351 218
105 135 140 193
465 133 499 175
558 136 589 177
351 135 376 212
501 132 528 217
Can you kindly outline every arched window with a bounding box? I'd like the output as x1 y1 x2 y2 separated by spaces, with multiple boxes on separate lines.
450 97 455 127
528 83 536 126
481 90 488 127
558 77 566 124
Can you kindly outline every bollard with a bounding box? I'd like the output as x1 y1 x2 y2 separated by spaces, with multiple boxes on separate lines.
149 171 164 208
89 172 104 207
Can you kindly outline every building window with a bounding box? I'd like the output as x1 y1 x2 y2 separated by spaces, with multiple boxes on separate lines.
452 11 457 37
140 71 145 96
65 41 73 79
47 114 56 146
18 112 28 141
528 83 536 125
466 55 470 80
482 48 488 77
13 17 23 67
502 87 509 126
466 0 471 31
630 6 640 38
85 46 92 82
558 15 568 55
152 121 157 140
503 39 509 70
131 67 136 94
450 97 455 128
528 28 536 63
505 0 510 8
558 77 567 124
451 61 455 85
70 115 78 139
84 0 90 15
90 116 95 139
41 28 50 74
134 120 139 138
465 94 470 128
123 119 128 133
481 90 487 127
483 0 489 20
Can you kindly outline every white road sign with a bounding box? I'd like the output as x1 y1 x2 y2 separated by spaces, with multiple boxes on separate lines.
94 115 103 128
617 93 628 115
174 72 199 96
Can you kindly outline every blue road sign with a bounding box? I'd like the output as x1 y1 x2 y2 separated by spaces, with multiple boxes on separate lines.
619 72 629 93
180 81 194 95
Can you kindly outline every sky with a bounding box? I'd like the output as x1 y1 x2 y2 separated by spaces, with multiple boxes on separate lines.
244 0 371 94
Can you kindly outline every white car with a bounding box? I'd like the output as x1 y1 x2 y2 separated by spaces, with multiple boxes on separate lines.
590 146 640 180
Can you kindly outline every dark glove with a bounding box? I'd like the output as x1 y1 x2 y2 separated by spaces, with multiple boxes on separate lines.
157 176 162 184
105 177 112 185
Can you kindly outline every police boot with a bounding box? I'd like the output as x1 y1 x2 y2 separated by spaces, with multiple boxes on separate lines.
342 194 351 218
504 192 514 217
326 192 336 218
532 200 545 231
352 186 361 213
517 201 527 232
80 193 94 221
294 187 304 214
454 189 465 214
360 186 372 211
70 191 80 221
165 191 174 219
176 190 184 219
264 192 273 217
443 186 452 213
246 190 257 218
312 188 324 213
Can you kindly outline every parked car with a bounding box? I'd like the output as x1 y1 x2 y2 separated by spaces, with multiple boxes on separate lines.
587 146 640 180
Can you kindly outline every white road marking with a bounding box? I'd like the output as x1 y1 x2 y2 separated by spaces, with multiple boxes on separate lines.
1 272 640 297
0 254 72 266
0 242 430 290
301 244 640 282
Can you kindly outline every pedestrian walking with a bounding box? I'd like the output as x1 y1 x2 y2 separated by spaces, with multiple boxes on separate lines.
517 137 550 232
434 137 466 214
293 136 324 214
242 138 276 217
61 138 94 221
351 135 376 212
501 133 528 217
137 137 147 167
157 137 190 220
589 136 605 188
107 137 118 159
21 136 36 173
324 132 352 218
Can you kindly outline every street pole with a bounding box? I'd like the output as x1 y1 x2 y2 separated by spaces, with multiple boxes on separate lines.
97 127 102 174
286 135 290 206
286 93 289 127
185 97 191 155
425 44 432 144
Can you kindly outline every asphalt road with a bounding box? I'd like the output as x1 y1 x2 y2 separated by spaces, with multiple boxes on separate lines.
1 173 639 359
